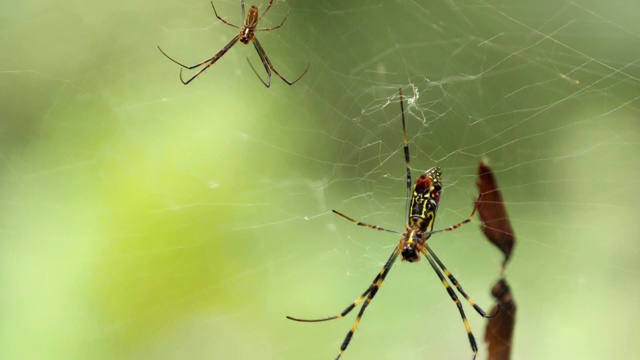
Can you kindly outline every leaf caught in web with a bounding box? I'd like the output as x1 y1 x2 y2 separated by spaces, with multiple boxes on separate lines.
476 161 517 359
476 162 515 269
485 279 516 360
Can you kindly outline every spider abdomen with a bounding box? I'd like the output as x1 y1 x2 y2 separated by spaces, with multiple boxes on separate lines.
408 167 442 233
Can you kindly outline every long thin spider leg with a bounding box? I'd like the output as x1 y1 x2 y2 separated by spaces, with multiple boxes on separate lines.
286 249 398 323
332 210 402 235
158 46 210 70
399 88 412 220
252 37 309 85
255 13 288 32
287 250 400 360
425 194 482 236
210 1 241 28
334 250 399 360
256 0 275 22
286 282 372 323
426 245 497 318
248 40 272 87
179 36 239 84
159 37 239 85
421 248 478 360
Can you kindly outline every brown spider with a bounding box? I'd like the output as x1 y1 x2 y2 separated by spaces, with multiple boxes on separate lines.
158 0 309 86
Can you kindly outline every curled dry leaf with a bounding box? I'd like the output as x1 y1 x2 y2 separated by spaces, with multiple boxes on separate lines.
485 279 516 360
477 162 517 360
476 162 515 269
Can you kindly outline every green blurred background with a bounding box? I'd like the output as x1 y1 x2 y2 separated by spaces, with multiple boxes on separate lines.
1 0 639 359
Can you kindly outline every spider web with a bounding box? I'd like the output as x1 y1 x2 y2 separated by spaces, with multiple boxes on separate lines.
1 0 639 359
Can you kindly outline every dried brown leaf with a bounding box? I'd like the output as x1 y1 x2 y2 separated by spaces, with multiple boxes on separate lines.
485 279 516 360
476 162 515 268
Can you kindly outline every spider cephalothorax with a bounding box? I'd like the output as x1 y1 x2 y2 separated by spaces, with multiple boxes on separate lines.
400 231 421 262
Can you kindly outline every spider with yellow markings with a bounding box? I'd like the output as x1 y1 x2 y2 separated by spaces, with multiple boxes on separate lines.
287 89 497 360
158 0 309 87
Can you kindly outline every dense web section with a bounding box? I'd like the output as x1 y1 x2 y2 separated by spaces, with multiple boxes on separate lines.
1 0 640 359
